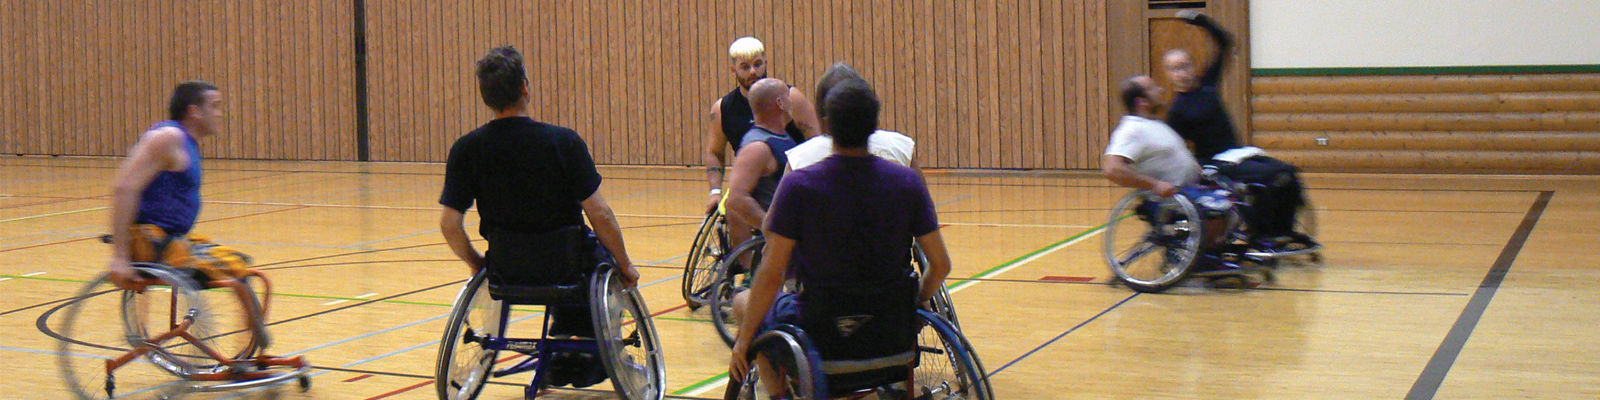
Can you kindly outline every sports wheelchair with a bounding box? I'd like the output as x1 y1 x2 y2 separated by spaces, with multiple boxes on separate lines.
706 237 963 348
54 262 311 399
1103 168 1322 293
724 309 993 399
682 209 732 309
435 263 665 400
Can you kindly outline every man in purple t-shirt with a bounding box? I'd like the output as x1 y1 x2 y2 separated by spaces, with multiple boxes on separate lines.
728 78 954 385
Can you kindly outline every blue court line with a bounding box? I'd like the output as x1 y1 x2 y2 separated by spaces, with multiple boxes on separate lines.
284 313 451 357
987 292 1141 377
935 194 973 207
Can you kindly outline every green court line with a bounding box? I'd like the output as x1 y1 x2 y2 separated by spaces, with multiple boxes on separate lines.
672 372 731 396
944 216 1119 291
667 217 1121 396
0 206 108 223
0 273 541 312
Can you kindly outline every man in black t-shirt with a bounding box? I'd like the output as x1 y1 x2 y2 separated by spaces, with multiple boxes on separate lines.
439 46 639 386
1162 12 1313 248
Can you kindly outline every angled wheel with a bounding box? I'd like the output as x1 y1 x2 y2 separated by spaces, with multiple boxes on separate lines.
912 310 994 400
912 244 961 330
709 236 765 347
682 213 728 309
727 326 822 400
592 264 666 400
53 264 213 399
436 270 501 400
1295 199 1323 264
1104 191 1204 293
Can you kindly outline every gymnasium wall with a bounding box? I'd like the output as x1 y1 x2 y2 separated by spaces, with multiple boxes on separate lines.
2 1 1116 170
1250 0 1600 69
0 1 359 160
1245 1 1600 174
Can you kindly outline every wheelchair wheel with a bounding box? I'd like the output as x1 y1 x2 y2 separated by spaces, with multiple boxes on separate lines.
436 270 501 400
710 236 766 347
592 264 666 400
729 326 823 400
682 213 728 310
1296 199 1323 263
54 264 215 399
913 244 962 330
913 310 995 400
1103 191 1204 293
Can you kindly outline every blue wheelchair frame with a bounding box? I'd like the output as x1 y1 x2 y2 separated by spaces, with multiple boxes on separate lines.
437 263 663 400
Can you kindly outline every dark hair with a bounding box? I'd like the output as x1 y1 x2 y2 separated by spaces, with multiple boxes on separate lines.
476 46 528 111
167 81 219 121
814 62 863 120
823 78 879 148
1119 77 1147 114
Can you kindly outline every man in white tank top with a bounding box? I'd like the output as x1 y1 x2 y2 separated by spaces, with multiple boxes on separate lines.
786 63 916 171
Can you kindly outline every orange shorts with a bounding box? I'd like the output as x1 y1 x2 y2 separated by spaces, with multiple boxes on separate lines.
128 224 254 282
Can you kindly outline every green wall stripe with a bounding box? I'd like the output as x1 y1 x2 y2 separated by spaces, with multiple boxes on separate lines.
1252 65 1600 76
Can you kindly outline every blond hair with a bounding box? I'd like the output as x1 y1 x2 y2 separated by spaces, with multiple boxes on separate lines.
728 37 765 60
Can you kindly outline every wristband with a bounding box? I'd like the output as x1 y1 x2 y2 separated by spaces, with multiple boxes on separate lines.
710 188 723 196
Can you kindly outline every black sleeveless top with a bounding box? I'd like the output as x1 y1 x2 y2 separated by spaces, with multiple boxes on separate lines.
720 88 804 152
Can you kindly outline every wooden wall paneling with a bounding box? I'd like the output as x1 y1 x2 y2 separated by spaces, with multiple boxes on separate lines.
1 0 9 153
385 0 404 161
933 1 952 169
954 1 972 168
371 1 390 161
638 0 656 164
1024 0 1043 168
1041 0 1064 169
589 1 610 163
1085 1 1107 169
573 1 594 163
998 0 1019 168
248 0 266 159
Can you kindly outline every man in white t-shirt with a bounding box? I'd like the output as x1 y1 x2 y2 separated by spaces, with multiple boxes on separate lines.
787 63 916 170
1102 75 1200 196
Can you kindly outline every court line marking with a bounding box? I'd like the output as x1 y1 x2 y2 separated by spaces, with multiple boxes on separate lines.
1406 190 1552 400
0 205 310 253
946 222 1108 293
0 206 108 223
987 292 1142 376
671 220 1113 395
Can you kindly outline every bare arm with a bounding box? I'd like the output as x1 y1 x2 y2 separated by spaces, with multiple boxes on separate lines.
704 100 729 213
704 100 728 189
725 142 776 228
915 230 952 303
439 207 483 274
1180 11 1232 87
1103 155 1178 196
581 189 638 286
106 128 184 286
729 230 796 377
784 87 821 141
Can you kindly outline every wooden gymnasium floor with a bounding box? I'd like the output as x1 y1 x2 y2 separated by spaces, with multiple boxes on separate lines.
2 157 1597 399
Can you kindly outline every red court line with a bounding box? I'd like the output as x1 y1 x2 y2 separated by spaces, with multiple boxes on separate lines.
342 374 375 383
363 379 433 400
0 205 308 253
1040 275 1095 282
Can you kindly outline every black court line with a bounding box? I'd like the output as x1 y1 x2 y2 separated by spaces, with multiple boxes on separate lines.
987 292 1141 376
312 365 719 399
1405 190 1552 400
948 276 1469 297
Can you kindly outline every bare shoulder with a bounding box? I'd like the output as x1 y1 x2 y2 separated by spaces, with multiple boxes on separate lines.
709 98 722 118
139 127 186 149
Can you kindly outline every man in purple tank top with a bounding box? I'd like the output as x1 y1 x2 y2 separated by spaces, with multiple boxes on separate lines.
106 81 223 287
